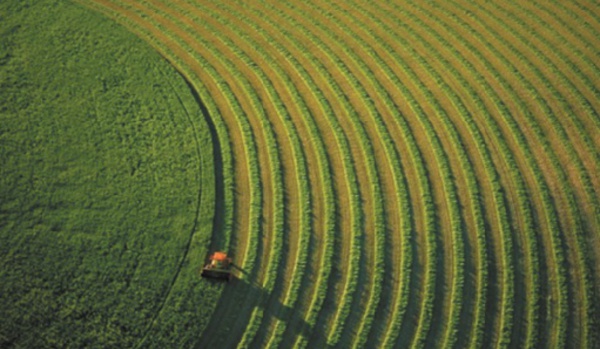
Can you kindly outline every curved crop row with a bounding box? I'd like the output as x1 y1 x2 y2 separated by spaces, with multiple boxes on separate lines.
193 2 345 347
221 6 350 346
122 2 334 347
175 4 318 347
371 5 518 348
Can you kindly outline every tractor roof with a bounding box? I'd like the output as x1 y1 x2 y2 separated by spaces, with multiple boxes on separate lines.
212 251 228 261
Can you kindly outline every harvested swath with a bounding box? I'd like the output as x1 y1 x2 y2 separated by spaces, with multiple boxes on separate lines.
522 2 600 153
303 2 419 348
159 2 332 346
384 2 544 347
211 2 366 346
342 4 488 346
120 2 299 346
490 1 599 193
222 6 346 347
375 4 512 348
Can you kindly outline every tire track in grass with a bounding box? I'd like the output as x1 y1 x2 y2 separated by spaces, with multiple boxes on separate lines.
132 66 207 348
134 3 284 346
67 2 599 347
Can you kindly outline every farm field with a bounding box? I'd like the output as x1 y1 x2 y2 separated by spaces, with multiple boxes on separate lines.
1 0 599 348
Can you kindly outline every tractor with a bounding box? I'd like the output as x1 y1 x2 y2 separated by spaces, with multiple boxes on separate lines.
201 251 232 281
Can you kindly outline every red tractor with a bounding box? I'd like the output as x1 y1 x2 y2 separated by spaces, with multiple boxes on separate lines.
201 251 232 281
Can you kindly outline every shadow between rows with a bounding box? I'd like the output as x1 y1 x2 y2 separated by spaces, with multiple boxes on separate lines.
200 263 326 347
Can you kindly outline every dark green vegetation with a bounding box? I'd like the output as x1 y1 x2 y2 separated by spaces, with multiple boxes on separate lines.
0 0 219 347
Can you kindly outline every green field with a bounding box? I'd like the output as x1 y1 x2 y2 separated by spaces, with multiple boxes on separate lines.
0 0 220 347
1 0 599 348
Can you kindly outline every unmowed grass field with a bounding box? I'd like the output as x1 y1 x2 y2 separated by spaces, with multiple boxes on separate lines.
2 0 599 348
0 0 220 347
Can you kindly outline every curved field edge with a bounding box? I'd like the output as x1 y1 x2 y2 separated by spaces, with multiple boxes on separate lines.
0 0 220 347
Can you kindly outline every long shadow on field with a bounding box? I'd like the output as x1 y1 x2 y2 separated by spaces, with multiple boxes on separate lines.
220 263 326 346
195 265 325 348
179 76 227 251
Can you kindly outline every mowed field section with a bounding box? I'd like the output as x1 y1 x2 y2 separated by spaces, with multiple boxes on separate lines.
5 0 599 348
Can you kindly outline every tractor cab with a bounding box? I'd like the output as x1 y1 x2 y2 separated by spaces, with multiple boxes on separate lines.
201 251 232 281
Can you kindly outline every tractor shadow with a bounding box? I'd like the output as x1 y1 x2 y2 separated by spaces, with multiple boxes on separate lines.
203 263 327 346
